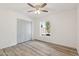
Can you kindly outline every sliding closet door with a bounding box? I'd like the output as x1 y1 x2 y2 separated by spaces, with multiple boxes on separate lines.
17 19 32 43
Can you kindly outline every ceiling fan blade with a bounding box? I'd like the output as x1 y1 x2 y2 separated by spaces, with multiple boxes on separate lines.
27 10 34 12
41 3 47 8
27 3 35 8
41 10 48 12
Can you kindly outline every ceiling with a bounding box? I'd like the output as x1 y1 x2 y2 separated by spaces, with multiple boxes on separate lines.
0 3 77 19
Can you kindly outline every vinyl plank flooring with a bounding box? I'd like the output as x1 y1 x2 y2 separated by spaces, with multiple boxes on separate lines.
0 49 6 56
23 41 51 55
0 40 78 56
15 44 40 56
3 47 17 56
24 41 69 56
34 40 78 56
22 43 47 56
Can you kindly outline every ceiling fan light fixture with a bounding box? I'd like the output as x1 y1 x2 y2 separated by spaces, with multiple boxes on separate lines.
35 10 40 14
27 3 48 14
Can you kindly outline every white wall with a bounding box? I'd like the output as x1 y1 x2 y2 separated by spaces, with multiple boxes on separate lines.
33 9 77 48
0 9 32 49
77 5 79 53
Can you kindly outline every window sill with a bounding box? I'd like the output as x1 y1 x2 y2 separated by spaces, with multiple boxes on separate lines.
41 33 51 36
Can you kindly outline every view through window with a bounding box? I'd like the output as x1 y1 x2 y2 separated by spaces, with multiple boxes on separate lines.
40 21 51 36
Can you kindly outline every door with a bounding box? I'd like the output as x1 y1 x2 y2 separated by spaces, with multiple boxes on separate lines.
17 19 32 43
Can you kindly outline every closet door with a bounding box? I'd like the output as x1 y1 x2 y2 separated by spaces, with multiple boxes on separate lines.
17 19 32 43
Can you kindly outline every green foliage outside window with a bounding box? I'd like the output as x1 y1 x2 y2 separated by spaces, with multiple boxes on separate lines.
45 21 50 33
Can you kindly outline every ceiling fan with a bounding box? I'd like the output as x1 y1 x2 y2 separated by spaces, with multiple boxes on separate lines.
27 3 48 14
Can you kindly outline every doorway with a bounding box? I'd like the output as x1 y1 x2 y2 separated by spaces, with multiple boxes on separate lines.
17 19 32 43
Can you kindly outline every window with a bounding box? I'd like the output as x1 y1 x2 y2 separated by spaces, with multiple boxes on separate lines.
40 21 51 36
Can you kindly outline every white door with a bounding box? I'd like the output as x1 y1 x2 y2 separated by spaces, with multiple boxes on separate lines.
17 19 32 43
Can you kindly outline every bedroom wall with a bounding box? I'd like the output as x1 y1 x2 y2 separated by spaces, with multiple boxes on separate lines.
0 9 32 49
77 5 79 53
33 9 77 48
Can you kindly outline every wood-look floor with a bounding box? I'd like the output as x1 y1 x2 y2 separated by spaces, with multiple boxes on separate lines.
0 40 78 56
